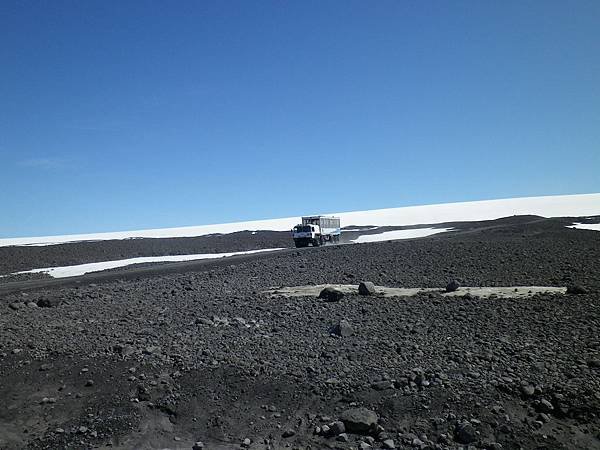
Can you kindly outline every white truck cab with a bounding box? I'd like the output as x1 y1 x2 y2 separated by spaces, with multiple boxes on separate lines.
292 216 341 248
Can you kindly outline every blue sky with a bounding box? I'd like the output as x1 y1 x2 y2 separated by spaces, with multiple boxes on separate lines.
1 1 599 237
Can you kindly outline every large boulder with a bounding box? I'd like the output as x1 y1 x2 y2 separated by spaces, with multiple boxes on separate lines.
339 407 378 434
319 287 345 302
445 280 460 292
358 281 377 296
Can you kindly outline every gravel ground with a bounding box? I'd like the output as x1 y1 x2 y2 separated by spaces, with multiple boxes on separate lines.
0 216 599 449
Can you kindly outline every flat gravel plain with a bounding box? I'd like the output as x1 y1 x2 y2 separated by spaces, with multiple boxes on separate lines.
0 216 599 450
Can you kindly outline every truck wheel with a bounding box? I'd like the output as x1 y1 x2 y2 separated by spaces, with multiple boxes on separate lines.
313 239 320 247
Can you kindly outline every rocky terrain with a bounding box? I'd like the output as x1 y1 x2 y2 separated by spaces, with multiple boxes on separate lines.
0 215 599 449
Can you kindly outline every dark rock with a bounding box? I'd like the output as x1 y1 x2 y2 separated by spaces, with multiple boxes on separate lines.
536 398 554 413
446 280 460 292
113 344 135 356
566 284 587 294
37 298 61 308
328 421 346 436
319 287 345 302
455 421 477 444
358 281 377 296
588 359 600 368
282 429 295 438
371 380 394 391
331 319 354 337
339 407 378 434
137 385 151 401
520 384 535 397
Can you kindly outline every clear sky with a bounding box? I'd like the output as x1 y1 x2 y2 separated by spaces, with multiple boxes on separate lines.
1 1 599 237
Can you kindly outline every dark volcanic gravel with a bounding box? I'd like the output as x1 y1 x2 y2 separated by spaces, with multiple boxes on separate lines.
0 216 599 449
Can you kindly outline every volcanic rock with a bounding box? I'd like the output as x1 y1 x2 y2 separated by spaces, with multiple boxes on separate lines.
339 407 378 434
319 287 345 302
331 319 354 337
382 439 396 449
455 421 477 444
358 281 377 296
566 284 587 294
446 280 460 292
37 298 61 308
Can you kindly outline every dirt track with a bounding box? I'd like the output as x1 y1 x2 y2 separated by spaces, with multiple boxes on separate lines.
1 216 599 449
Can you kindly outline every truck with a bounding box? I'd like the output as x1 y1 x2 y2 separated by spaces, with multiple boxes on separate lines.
292 216 341 248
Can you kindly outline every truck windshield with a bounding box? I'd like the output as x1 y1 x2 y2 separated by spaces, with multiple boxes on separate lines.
296 226 312 232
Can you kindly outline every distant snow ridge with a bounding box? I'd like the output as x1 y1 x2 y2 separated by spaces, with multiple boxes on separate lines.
1 193 599 247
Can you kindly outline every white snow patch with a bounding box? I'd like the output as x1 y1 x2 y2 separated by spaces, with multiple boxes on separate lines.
12 248 284 279
568 222 600 232
342 227 380 232
265 284 567 299
351 227 453 243
2 193 599 247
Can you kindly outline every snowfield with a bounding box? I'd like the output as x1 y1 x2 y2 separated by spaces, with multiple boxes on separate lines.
11 248 284 279
351 227 453 243
568 222 600 232
1 193 599 247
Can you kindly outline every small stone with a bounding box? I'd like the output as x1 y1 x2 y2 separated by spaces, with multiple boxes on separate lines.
113 344 134 356
455 420 477 444
537 398 554 413
55 428 65 434
325 431 342 443
192 443 205 450
85 379 94 387
566 284 587 295
359 443 373 450
329 421 345 435
371 380 394 391
538 413 551 423
282 429 295 438
382 439 396 449
9 302 24 311
195 318 214 326
242 438 251 447
331 319 354 337
358 281 377 296
37 298 61 308
520 384 535 397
